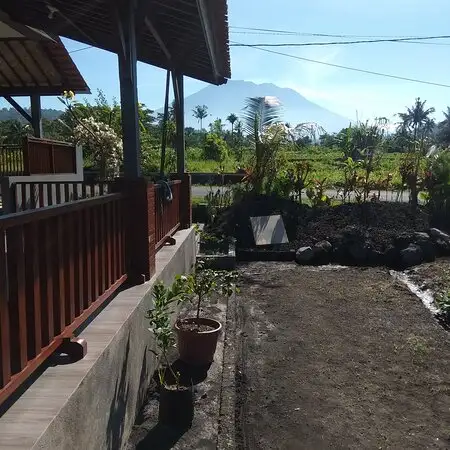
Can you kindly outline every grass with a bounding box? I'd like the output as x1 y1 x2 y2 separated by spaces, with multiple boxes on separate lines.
184 146 405 190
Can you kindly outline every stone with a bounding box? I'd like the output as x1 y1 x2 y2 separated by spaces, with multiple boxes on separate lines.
413 232 431 243
349 242 369 263
429 228 450 255
384 245 399 267
429 228 450 242
394 232 414 250
250 215 288 246
400 244 424 268
314 240 332 254
295 246 314 264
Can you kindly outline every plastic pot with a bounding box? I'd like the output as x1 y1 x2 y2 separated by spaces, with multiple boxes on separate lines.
158 385 194 428
175 318 222 366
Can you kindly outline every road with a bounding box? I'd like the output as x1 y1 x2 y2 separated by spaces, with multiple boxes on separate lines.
192 185 410 203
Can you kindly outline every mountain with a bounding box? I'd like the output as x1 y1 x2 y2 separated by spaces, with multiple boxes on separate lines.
0 107 63 122
184 80 349 132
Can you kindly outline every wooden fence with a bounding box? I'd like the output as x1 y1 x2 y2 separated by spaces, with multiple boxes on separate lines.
154 180 181 250
12 181 110 212
0 137 77 177
0 145 24 176
0 194 127 406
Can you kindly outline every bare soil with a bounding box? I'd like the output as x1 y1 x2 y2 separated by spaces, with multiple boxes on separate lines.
234 262 450 450
208 195 430 253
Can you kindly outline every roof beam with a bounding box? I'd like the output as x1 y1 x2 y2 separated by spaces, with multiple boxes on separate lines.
196 0 219 83
144 16 172 63
3 95 32 122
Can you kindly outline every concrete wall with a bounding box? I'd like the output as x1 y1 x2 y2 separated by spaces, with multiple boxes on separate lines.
0 227 197 450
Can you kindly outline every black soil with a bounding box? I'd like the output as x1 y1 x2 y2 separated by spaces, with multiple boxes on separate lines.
206 194 429 254
177 322 216 333
235 262 450 449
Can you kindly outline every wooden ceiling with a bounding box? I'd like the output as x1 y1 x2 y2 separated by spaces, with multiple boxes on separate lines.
0 0 231 85
0 35 90 96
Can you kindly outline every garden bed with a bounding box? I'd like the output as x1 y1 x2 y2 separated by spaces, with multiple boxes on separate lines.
205 194 450 268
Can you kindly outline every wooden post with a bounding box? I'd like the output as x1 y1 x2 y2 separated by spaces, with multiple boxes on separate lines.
172 71 185 174
30 95 42 138
179 173 192 229
116 0 141 179
112 178 155 283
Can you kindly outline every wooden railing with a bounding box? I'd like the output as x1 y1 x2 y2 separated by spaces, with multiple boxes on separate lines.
0 145 24 176
154 180 181 251
12 181 110 212
0 194 127 406
0 137 77 177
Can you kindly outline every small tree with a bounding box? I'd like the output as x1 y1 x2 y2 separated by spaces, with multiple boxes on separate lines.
203 133 228 162
182 261 238 323
145 278 188 386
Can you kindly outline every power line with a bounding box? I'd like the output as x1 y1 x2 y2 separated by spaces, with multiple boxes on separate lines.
232 42 450 88
230 35 450 48
68 45 94 54
230 26 417 38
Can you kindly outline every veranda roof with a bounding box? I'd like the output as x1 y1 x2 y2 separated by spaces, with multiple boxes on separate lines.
0 14 90 96
0 0 231 85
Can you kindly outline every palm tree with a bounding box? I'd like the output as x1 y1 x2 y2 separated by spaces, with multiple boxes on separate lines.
241 96 283 194
398 98 436 208
398 97 435 144
226 113 238 135
192 105 208 130
437 107 450 147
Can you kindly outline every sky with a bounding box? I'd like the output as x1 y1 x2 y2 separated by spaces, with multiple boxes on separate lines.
2 0 450 125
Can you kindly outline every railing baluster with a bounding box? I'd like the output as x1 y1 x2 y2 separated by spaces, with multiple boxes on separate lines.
28 221 42 357
64 183 70 204
44 219 54 345
47 183 53 206
38 183 44 208
0 229 11 388
14 226 28 370
107 202 112 287
56 215 66 333
85 208 93 308
55 183 61 205
112 199 118 281
76 210 84 316
66 213 75 324
93 205 100 300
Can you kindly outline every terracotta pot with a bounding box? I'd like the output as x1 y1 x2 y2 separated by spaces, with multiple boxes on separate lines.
158 385 193 428
175 318 222 365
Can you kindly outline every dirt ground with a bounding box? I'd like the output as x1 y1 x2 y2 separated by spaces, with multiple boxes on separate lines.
235 262 450 450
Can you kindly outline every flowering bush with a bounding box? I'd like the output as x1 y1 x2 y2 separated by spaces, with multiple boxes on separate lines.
73 117 123 180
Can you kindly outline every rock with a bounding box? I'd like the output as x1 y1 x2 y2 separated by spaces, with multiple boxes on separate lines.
349 242 369 263
295 246 314 264
413 232 431 243
394 232 414 250
384 245 399 267
314 240 332 253
313 240 332 263
400 244 424 268
429 228 450 242
429 228 450 255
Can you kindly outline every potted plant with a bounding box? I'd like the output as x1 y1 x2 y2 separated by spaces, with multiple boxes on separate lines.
175 261 238 365
146 278 193 428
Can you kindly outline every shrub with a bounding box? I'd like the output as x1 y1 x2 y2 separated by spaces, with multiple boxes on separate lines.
203 133 228 161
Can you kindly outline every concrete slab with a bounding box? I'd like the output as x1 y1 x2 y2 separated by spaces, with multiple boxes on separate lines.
250 215 288 246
